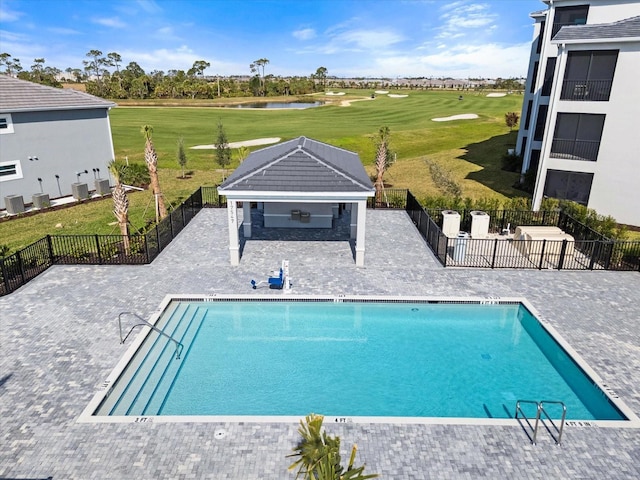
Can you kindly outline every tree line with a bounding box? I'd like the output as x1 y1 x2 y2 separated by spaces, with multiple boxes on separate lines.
0 50 331 99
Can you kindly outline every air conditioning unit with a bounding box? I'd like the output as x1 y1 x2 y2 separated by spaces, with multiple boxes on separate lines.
71 182 89 200
470 211 490 238
94 179 111 195
4 195 25 214
32 193 50 209
441 210 461 238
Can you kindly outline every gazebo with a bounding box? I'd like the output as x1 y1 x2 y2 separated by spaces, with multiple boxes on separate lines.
217 136 375 266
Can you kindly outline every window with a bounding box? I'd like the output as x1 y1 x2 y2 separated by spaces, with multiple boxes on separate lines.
0 160 23 181
530 61 539 94
536 21 545 54
552 5 589 37
524 100 533 129
560 50 618 101
542 57 556 96
530 150 541 172
0 113 15 134
543 170 593 205
534 105 548 141
551 113 605 161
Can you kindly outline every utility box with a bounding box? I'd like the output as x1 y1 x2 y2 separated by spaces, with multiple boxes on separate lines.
94 179 111 196
71 182 89 200
470 210 490 238
442 210 461 238
32 193 50 209
4 195 25 214
453 232 470 262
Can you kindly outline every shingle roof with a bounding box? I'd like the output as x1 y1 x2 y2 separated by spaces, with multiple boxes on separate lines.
219 137 374 193
0 75 115 113
553 15 640 42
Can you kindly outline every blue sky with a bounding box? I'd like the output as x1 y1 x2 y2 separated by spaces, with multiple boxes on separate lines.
1 0 545 78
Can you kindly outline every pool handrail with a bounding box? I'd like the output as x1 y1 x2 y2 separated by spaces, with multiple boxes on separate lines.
118 311 184 360
515 399 567 445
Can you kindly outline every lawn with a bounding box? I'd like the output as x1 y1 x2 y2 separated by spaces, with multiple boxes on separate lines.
0 89 526 253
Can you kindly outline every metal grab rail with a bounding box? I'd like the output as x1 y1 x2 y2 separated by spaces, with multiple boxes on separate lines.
540 400 567 445
515 399 567 445
118 312 183 360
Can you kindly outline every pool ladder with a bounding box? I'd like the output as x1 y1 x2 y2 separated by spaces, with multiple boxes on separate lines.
515 400 567 445
118 312 184 360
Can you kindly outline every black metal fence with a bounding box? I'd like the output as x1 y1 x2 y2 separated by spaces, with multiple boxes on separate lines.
404 191 640 271
2 187 638 296
1 187 205 296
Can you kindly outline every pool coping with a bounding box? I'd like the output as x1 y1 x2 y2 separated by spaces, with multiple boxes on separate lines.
78 294 640 429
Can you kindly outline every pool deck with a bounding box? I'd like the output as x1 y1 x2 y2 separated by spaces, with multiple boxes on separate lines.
2 209 639 479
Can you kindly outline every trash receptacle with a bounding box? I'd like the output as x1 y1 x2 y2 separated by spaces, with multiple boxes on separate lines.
454 232 470 262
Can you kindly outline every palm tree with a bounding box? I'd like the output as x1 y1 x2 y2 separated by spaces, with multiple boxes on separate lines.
108 160 130 255
374 126 395 206
141 125 168 221
288 414 377 480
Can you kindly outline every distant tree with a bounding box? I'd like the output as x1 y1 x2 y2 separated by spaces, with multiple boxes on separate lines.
505 112 520 132
314 66 328 91
373 126 395 204
214 120 232 176
0 53 22 75
107 52 122 73
83 49 110 95
141 125 168 221
176 136 188 178
188 60 210 77
250 58 269 96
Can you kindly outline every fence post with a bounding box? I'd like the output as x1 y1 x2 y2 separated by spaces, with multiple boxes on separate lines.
538 240 546 270
0 257 10 295
501 210 507 231
46 234 54 265
491 239 498 269
557 239 567 270
588 241 599 270
169 212 174 239
144 233 150 263
604 242 614 270
95 234 102 265
16 250 25 285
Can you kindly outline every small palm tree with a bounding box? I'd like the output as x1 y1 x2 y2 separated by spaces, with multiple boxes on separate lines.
108 160 130 255
374 126 395 206
288 414 378 480
141 125 168 221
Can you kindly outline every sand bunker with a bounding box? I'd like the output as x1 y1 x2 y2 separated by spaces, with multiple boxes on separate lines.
339 97 376 107
486 93 507 97
388 94 408 98
191 137 281 149
431 113 479 122
375 90 389 94
325 91 346 96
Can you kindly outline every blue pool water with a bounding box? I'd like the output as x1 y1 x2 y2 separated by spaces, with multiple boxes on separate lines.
95 300 625 420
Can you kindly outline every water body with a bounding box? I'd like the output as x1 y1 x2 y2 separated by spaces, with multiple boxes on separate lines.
231 101 324 109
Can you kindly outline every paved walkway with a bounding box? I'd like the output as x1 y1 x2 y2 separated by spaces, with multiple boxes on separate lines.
1 209 639 479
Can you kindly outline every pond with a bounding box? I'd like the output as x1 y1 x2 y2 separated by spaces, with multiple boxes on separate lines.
231 101 324 109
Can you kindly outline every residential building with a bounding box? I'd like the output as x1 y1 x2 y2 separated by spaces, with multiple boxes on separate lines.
0 75 116 211
516 0 640 226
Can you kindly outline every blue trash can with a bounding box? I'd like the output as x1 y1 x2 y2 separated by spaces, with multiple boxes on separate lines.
454 232 470 262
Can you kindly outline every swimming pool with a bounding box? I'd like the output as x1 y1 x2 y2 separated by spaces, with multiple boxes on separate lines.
83 295 636 425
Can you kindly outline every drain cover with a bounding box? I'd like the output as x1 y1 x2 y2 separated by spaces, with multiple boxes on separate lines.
214 428 227 439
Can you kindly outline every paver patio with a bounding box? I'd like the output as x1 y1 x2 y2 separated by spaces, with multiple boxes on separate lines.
1 209 639 479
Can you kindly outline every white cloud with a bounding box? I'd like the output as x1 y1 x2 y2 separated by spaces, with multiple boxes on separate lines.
293 28 316 41
47 27 81 36
136 0 163 14
357 41 532 78
92 17 126 29
437 2 497 39
0 4 23 22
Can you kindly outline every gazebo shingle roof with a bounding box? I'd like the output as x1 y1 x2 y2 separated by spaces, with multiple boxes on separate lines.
219 136 374 193
0 75 115 113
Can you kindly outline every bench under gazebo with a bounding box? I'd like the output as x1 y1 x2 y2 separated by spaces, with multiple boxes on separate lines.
217 136 375 266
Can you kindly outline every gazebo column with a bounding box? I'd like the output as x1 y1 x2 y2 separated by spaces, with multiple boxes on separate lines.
355 200 367 267
242 201 252 238
227 200 240 265
350 202 357 239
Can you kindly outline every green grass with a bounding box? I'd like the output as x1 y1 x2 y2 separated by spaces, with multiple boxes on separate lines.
1 89 526 253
